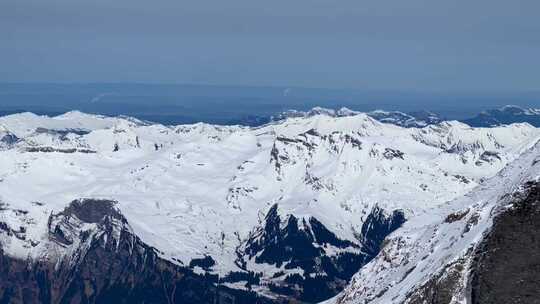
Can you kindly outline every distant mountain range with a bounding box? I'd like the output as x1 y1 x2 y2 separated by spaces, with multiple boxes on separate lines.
462 105 540 127
270 107 442 128
2 83 540 126
4 104 540 130
263 105 540 129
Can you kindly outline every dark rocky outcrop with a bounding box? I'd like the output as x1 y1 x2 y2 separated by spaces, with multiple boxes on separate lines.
34 127 91 141
240 204 406 303
25 147 96 154
470 181 540 304
358 206 406 257
0 132 19 146
404 256 469 304
383 148 405 160
403 181 540 304
0 199 277 304
475 151 501 166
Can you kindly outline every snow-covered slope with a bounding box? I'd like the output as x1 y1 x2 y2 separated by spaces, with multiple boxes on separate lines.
0 110 539 302
328 134 540 304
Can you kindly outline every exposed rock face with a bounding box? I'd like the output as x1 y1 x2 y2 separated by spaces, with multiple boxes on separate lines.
401 181 540 304
404 256 470 304
34 127 91 137
470 181 540 304
0 199 276 304
239 204 405 303
0 131 18 149
0 133 18 145
358 206 406 258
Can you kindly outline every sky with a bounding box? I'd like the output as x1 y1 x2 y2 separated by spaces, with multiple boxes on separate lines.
1 0 539 91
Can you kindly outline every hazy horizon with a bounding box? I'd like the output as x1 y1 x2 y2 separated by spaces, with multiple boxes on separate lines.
2 83 540 126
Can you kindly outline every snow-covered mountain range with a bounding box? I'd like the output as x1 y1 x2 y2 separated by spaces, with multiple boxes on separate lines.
272 105 540 129
463 105 540 127
272 107 442 128
1 110 539 303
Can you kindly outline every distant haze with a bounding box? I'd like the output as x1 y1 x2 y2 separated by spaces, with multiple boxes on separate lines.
2 0 539 91
2 83 540 125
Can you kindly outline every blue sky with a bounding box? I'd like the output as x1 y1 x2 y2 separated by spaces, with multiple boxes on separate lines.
2 0 539 91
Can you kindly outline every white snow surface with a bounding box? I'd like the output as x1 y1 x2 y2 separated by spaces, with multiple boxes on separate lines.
0 110 539 282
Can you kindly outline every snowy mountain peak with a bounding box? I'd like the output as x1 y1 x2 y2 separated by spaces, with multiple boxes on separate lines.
336 107 359 116
54 110 105 120
268 112 385 139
